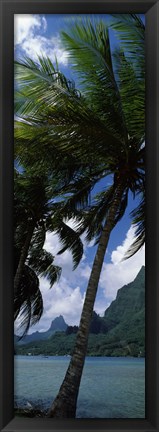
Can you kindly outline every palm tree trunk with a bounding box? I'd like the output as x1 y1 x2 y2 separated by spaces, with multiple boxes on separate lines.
48 181 124 418
14 221 35 297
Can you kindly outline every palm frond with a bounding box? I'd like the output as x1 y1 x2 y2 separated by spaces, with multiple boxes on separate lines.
76 184 116 242
14 264 43 338
28 248 54 275
112 49 145 142
41 264 62 286
15 56 84 122
124 194 145 259
61 19 128 143
30 223 46 252
111 14 145 79
55 221 83 269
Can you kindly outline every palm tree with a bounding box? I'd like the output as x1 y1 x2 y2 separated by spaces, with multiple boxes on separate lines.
14 168 83 336
14 14 145 417
46 15 145 417
14 56 109 337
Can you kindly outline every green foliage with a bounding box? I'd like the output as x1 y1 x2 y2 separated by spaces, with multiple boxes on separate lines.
66 326 78 335
14 259 43 337
89 311 107 334
14 15 145 257
14 15 145 348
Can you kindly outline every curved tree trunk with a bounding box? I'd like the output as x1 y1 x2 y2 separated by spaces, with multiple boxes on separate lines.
14 221 35 297
48 181 124 418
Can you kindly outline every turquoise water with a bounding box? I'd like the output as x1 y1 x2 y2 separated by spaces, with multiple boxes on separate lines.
14 355 145 418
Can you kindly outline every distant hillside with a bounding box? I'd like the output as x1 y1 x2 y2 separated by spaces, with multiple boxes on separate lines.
103 265 145 334
15 267 145 357
15 315 67 345
100 266 145 355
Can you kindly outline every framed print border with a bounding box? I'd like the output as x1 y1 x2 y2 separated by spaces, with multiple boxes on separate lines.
0 0 159 431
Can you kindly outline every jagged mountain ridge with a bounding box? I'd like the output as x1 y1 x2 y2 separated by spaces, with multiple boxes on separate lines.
15 315 67 345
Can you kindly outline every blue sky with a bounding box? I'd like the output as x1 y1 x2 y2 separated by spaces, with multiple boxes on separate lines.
14 14 145 333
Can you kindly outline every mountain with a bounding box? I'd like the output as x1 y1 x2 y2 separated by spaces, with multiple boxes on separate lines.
99 265 145 356
15 267 145 357
48 315 67 332
15 315 67 345
103 265 145 332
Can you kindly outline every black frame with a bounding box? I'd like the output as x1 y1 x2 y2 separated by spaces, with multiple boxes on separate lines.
0 0 159 431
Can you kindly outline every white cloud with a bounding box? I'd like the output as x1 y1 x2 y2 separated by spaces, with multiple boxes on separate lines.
14 15 47 45
21 35 69 65
99 226 145 305
14 14 69 66
37 276 85 330
80 264 91 279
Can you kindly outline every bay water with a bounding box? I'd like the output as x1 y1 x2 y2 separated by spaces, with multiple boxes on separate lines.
14 355 145 418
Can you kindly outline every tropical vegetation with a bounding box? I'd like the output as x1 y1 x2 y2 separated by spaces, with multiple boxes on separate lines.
14 14 145 417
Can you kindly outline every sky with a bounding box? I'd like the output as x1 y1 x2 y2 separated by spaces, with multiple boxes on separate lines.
14 14 145 334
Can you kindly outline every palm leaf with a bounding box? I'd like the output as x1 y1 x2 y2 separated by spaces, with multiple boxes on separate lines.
41 264 62 286
76 184 115 242
61 19 128 143
111 14 145 79
124 194 145 259
14 263 43 338
55 221 83 270
112 49 145 142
